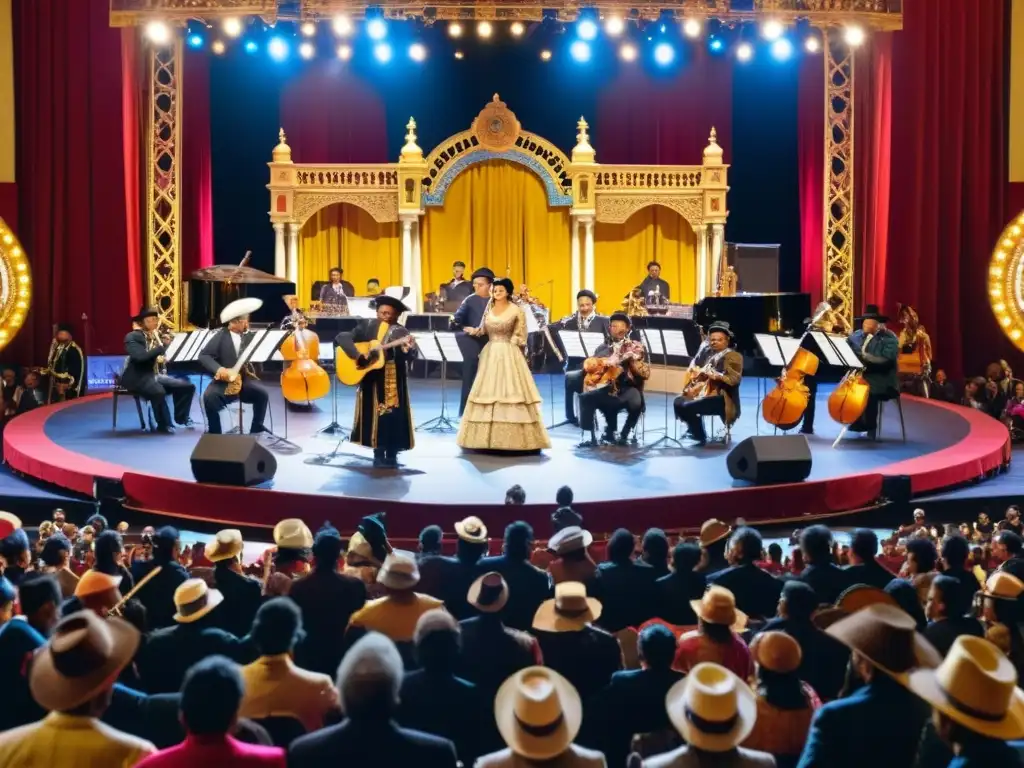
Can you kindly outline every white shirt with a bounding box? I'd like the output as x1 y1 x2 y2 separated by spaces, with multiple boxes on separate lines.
231 331 243 356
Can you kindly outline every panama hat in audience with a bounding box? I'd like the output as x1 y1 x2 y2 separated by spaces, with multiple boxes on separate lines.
494 666 582 761
699 519 732 547
273 518 313 550
665 662 757 752
173 578 224 624
455 515 488 544
0 511 21 540
547 526 592 556
206 529 244 563
826 602 941 683
377 551 420 590
74 569 122 598
691 585 747 632
533 581 601 632
468 572 509 613
982 571 1024 601
908 636 1024 740
750 631 802 674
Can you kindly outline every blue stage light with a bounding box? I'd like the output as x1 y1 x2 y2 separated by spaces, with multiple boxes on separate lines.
268 37 289 61
367 18 387 40
373 42 392 62
771 38 793 60
709 37 724 53
244 40 258 53
654 42 675 65
569 40 591 62
187 34 203 48
577 19 598 40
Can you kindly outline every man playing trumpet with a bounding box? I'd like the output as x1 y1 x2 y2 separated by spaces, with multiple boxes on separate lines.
122 307 195 434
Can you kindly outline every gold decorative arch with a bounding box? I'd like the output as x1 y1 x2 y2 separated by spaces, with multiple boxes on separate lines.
988 210 1024 351
0 217 32 352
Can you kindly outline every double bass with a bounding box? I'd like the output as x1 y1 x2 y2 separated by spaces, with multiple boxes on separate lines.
280 309 331 405
761 302 831 431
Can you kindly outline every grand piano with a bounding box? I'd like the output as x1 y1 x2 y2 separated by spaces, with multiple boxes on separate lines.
186 264 295 327
695 292 811 373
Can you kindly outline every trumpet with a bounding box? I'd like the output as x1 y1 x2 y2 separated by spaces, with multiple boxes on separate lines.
108 565 162 617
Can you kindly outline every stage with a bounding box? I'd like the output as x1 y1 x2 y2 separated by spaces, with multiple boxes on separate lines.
2 377 1011 538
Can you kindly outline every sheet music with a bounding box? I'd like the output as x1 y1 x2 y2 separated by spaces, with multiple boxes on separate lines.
318 341 334 362
754 334 802 367
829 334 864 368
579 332 606 357
235 329 268 365
641 329 665 357
248 329 286 363
413 332 444 362
435 331 464 363
179 329 212 362
661 329 690 357
809 331 849 367
559 330 587 359
163 332 191 363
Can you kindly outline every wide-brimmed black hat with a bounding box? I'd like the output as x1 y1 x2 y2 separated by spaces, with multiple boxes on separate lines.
372 295 410 314
856 304 889 323
576 290 597 302
609 312 631 327
132 307 159 323
708 320 734 337
471 267 495 282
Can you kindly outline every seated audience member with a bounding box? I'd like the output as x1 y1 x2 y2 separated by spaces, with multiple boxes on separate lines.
993 530 1024 580
709 527 783 621
760 581 849 701
0 526 30 586
595 528 658 632
438 516 489 620
457 573 543 702
641 529 672 578
139 579 256 694
898 508 927 537
270 519 314 585
884 578 928 631
0 576 13 627
532 581 622 705
0 611 156 765
138 656 285 767
72 569 123 617
239 598 339 733
39 533 79 598
644 662 775 768
655 541 706 626
476 522 552 632
942 534 984 601
289 523 366 677
795 604 940 768
347 550 443 650
399 610 485 763
797 525 853 605
743 632 820 768
131 526 190 630
417 525 444 559
759 543 786 576
979 571 1024 681
287 633 458 768
93 529 135 593
342 515 390 599
590 624 683 768
697 519 732 576
546 526 598 586
553 486 582 531
962 377 988 410
505 485 527 505
904 536 939 601
843 529 895 590
976 511 995 540
925 574 984 657
929 368 956 403
86 513 110 536
476 666 605 768
207 529 262 640
999 505 1024 536
674 586 753 680
906 636 1024 768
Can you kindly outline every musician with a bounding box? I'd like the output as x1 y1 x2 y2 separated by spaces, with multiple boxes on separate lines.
673 321 743 446
44 323 85 402
335 296 418 469
451 266 494 415
198 298 270 435
640 261 670 304
122 307 196 433
577 312 650 447
896 304 932 396
318 267 354 307
847 304 899 439
440 260 473 304
11 370 44 416
366 277 381 295
560 290 612 426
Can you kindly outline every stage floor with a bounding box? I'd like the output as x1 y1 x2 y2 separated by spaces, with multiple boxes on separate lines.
3 376 1011 537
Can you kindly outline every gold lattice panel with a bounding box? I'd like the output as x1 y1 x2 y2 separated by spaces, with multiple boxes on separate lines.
823 26 854 324
147 38 182 329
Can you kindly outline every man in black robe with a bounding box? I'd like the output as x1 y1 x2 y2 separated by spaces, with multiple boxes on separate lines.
122 307 195 433
440 261 473 305
336 296 418 469
450 267 493 415
45 323 86 402
559 289 612 426
639 261 671 305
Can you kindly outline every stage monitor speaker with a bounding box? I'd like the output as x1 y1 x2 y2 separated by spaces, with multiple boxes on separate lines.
726 435 811 485
726 242 781 294
190 435 277 486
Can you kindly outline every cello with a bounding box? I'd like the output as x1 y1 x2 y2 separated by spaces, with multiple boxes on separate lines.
280 309 331 405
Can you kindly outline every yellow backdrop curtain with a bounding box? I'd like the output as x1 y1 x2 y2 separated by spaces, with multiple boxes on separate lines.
298 203 400 302
594 206 697 313
421 160 572 320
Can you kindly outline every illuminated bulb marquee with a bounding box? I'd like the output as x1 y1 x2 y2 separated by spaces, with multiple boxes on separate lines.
988 210 1024 352
0 217 32 353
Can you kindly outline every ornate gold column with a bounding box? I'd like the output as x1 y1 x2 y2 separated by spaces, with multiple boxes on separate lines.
695 225 709 300
273 222 285 278
569 219 581 304
582 217 595 290
286 223 299 284
823 25 855 323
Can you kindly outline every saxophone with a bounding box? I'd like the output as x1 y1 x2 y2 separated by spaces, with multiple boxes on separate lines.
147 330 167 376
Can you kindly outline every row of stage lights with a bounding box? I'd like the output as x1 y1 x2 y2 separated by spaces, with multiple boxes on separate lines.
146 15 868 65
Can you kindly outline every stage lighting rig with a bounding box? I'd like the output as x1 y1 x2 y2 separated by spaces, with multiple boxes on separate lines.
605 16 625 36
736 42 753 61
367 18 388 40
540 49 552 61
409 43 427 61
245 40 259 53
619 43 637 61
510 22 525 37
771 38 793 60
211 40 226 54
299 41 315 59
332 15 354 37
805 36 821 53
222 17 243 38
337 43 353 60
301 21 316 37
654 42 674 65
448 22 463 38
761 19 783 40
477 21 493 38
683 18 702 38
145 21 171 45
570 40 591 61
844 26 865 46
268 37 289 61
374 42 392 62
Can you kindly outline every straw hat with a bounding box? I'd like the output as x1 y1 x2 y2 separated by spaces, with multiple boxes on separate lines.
813 585 900 629
700 519 732 548
908 636 1024 740
665 662 758 752
825 603 941 684
377 551 420 590
750 631 802 674
547 526 593 556
220 297 263 324
273 518 313 550
494 666 582 761
0 511 22 540
30 612 140 712
533 581 602 632
468 572 509 613
74 570 122 599
983 571 1024 601
455 515 488 544
206 529 244 563
690 586 747 632
173 578 224 624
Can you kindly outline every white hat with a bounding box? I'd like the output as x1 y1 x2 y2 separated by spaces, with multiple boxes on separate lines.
377 550 420 590
495 666 582 761
666 662 757 752
173 578 224 624
273 518 313 550
547 526 593 556
455 516 488 544
220 297 263 324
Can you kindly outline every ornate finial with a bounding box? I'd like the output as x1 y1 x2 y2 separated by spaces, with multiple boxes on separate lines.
576 116 590 145
273 127 292 163
401 116 422 160
279 127 286 143
572 115 595 163
703 125 723 165
405 117 417 143
492 93 500 103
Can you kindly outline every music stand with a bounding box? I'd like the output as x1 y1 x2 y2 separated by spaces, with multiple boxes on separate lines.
416 331 459 432
641 328 685 449
314 341 351 440
554 330 587 430
174 329 213 431
809 332 865 448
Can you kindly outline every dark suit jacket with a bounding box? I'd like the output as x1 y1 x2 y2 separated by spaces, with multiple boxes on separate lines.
654 571 706 625
759 617 849 701
799 563 855 605
290 567 367 676
287 718 458 768
476 554 552 631
588 667 684 766
398 670 487 763
121 329 166 391
434 555 485 621
198 328 257 376
130 559 191 630
593 560 659 632
451 294 489 330
535 626 623 704
457 615 540 702
843 560 897 591
708 564 783 620
139 619 256 693
561 313 612 338
942 567 983 611
212 565 263 640
925 616 985 657
848 329 899 395
416 554 462 603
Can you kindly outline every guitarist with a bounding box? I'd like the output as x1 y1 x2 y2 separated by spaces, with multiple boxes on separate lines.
335 295 418 469
673 321 743 446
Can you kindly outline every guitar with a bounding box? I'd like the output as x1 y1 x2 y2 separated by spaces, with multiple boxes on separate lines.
335 335 415 386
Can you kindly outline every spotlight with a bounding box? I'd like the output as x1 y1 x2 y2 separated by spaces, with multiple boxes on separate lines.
373 42 392 62
540 49 552 61
477 21 492 38
244 40 258 53
771 38 793 60
619 43 637 62
337 43 352 60
654 42 675 65
222 17 243 38
187 33 203 48
605 16 625 36
683 18 702 38
298 41 315 59
448 22 463 38
301 21 316 37
145 21 171 45
510 22 525 37
409 43 427 61
844 25 865 46
332 15 353 36
570 40 591 62
709 37 724 53
211 40 226 55
736 42 753 61
804 36 820 53
577 19 598 40
454 50 464 59
268 37 289 61
761 20 784 40
366 18 387 40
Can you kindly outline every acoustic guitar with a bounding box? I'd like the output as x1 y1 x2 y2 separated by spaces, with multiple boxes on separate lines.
335 336 415 386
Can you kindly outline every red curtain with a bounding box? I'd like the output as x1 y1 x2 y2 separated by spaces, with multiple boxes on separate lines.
797 53 824 305
121 28 144 317
11 0 137 360
182 46 214 275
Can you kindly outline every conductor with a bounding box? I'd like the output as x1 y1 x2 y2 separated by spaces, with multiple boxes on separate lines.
451 267 494 415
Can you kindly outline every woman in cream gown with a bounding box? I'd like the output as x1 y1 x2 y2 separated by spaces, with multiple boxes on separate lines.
457 278 551 452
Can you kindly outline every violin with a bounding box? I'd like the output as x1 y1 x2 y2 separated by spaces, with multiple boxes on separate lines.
280 309 331 405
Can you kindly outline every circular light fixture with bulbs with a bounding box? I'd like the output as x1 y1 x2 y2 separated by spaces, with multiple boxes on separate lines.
477 21 493 38
222 17 243 38
0 217 32 354
988 211 1024 351
510 22 525 37
605 16 625 36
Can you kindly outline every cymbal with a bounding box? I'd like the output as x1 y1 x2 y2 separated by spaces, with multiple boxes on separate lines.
189 265 290 284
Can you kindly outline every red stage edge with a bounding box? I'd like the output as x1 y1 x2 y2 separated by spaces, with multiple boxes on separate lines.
3 394 1010 538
